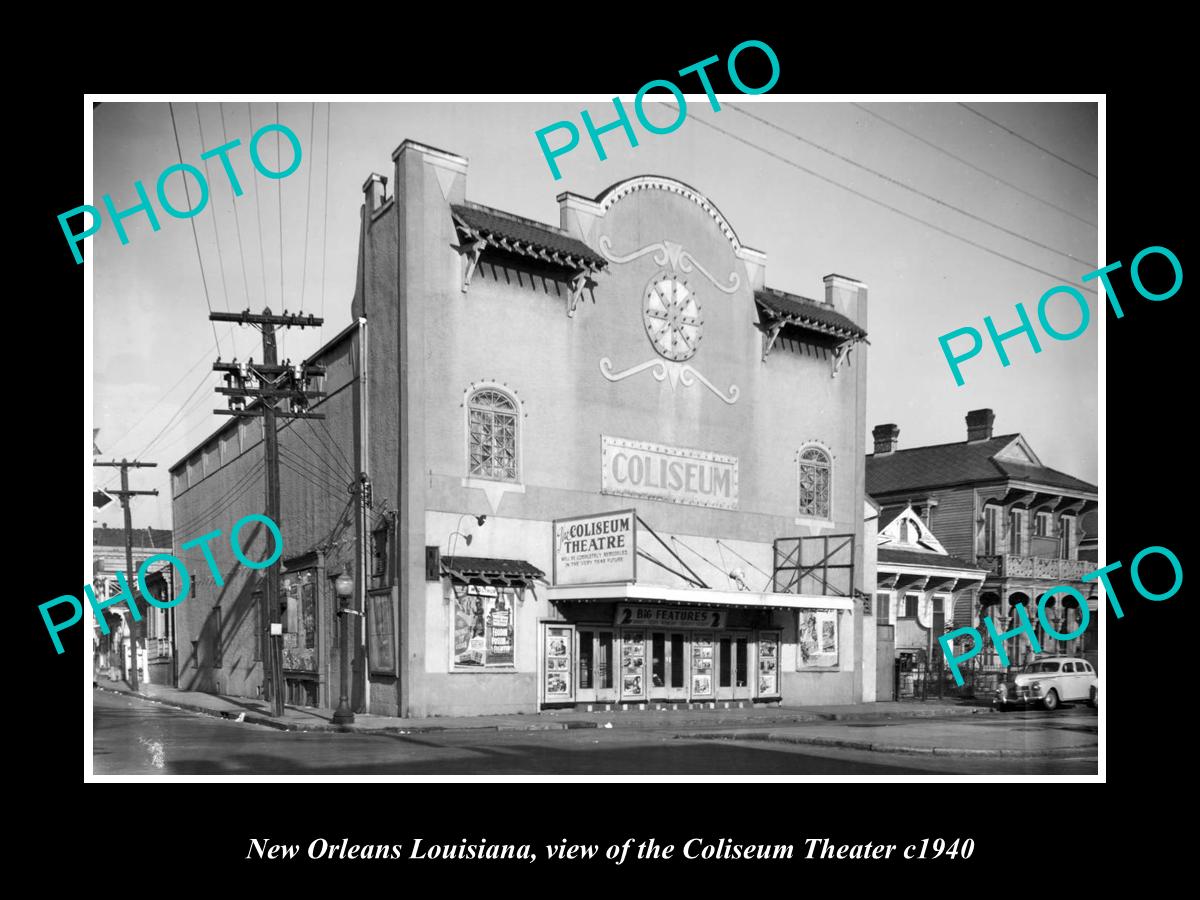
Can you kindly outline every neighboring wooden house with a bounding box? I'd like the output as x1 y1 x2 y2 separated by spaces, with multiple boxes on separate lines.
92 526 176 685
874 504 987 695
866 409 1097 672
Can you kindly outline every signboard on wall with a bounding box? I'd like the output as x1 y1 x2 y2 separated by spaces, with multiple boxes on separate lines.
601 436 738 510
798 609 839 667
615 605 725 629
552 509 637 586
367 589 396 675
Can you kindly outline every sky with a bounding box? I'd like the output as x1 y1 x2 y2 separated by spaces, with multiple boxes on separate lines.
90 98 1098 530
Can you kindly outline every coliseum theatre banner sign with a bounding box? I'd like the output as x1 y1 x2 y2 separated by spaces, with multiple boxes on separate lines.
601 436 738 510
552 509 637 586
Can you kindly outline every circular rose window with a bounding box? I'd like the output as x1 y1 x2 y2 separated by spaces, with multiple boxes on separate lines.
643 273 702 362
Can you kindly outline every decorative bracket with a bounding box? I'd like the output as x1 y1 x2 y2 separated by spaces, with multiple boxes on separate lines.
452 218 488 293
761 319 785 362
877 572 899 590
568 269 598 318
831 340 854 378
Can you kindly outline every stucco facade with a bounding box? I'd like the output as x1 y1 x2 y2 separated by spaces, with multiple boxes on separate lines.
172 139 873 718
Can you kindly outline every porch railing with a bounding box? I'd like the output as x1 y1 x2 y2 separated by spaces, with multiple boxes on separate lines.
976 554 1092 581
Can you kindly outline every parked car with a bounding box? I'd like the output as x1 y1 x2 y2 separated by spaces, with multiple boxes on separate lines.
995 657 1097 711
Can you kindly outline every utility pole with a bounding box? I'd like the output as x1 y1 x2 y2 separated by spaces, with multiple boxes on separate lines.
92 459 158 692
210 308 324 717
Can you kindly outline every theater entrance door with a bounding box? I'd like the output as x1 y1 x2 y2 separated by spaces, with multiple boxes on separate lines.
576 627 617 704
648 631 689 701
715 632 752 701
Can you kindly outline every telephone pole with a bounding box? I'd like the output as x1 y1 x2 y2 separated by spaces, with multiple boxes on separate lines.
211 308 324 717
92 459 158 691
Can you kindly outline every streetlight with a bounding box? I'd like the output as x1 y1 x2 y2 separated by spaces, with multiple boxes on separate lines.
332 567 357 728
447 514 487 572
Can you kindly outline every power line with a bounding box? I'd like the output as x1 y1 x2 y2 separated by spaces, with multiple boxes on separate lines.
299 102 316 316
278 449 350 500
317 414 356 477
277 446 352 503
284 419 355 483
102 333 228 459
276 102 285 360
673 106 1097 294
144 388 230 461
194 104 237 363
278 450 338 495
167 102 223 354
300 415 354 481
133 371 212 461
169 441 268 536
850 103 1096 228
249 103 269 314
172 461 266 537
729 105 1091 266
220 103 255 312
958 103 1097 179
172 460 264 533
319 102 331 346
289 421 355 484
194 104 233 315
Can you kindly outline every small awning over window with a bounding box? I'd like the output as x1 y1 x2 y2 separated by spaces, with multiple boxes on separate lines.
441 555 546 588
451 202 607 314
754 287 868 374
755 287 867 341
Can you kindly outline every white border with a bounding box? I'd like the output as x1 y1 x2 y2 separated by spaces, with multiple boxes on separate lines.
85 92 1104 786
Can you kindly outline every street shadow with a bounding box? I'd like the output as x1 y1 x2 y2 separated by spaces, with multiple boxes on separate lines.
157 739 930 776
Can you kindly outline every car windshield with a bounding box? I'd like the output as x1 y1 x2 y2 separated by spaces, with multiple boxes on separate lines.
1023 662 1061 673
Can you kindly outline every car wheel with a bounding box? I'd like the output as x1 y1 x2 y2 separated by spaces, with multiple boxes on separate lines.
1042 690 1059 711
1088 686 1097 709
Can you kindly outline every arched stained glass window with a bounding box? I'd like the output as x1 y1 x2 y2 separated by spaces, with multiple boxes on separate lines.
798 446 831 519
468 389 519 481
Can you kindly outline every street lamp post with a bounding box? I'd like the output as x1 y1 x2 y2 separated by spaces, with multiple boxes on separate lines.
332 568 357 728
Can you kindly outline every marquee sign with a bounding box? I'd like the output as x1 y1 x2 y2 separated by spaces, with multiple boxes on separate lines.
552 509 637 586
615 605 725 629
602 436 738 510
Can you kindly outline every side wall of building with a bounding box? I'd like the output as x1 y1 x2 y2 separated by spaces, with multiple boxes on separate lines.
170 331 360 706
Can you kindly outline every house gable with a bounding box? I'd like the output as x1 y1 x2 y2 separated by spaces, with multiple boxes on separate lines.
992 435 1042 467
877 504 948 555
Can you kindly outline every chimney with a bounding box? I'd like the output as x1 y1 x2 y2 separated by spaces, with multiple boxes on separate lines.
966 408 995 442
362 173 388 212
823 273 868 320
872 424 899 455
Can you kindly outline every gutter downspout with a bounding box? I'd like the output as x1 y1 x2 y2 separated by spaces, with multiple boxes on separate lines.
357 316 369 711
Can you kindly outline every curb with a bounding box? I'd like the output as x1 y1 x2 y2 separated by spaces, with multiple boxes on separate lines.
96 686 602 735
680 730 1097 758
96 684 997 736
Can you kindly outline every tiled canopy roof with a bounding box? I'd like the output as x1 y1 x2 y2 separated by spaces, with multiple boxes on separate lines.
877 547 983 571
451 202 606 268
754 287 867 340
441 555 546 586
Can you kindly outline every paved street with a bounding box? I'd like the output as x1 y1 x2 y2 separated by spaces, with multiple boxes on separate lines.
93 690 1097 775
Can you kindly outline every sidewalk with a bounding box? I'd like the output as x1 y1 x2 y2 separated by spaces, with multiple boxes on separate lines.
679 716 1098 758
93 677 993 736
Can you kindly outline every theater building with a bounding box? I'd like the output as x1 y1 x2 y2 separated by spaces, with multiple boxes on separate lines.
171 139 873 717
